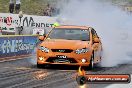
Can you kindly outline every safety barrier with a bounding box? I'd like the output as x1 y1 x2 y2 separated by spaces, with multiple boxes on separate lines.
0 35 38 61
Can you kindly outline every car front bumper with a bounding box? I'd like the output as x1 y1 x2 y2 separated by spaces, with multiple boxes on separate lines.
37 49 92 66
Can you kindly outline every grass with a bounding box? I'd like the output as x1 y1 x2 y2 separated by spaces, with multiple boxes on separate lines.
0 0 131 15
0 0 58 15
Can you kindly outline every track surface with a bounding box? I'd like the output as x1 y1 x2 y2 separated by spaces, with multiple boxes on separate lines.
0 57 132 88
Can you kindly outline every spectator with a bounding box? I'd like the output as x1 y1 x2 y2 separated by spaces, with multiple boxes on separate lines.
0 28 2 35
46 4 51 11
43 11 47 16
15 0 21 14
9 0 14 13
43 4 52 16
46 9 52 16
51 7 60 16
43 4 60 16
50 7 55 16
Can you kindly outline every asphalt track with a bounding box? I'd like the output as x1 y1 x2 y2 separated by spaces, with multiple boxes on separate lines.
0 57 132 88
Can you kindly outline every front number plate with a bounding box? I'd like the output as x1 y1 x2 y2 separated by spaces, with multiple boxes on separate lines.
57 55 67 58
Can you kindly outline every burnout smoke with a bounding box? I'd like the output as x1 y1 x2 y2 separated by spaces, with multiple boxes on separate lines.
58 0 132 67
28 47 37 65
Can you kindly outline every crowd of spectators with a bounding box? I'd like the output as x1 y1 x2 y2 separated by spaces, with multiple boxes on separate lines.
43 4 60 16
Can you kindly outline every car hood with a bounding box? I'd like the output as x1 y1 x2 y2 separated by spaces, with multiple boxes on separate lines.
39 39 90 49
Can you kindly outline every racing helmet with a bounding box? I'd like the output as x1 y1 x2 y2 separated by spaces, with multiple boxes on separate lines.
53 22 60 27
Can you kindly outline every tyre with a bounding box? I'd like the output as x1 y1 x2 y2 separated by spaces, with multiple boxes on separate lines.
89 52 94 70
37 63 42 68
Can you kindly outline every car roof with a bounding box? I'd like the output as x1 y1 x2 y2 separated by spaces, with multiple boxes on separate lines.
54 25 90 30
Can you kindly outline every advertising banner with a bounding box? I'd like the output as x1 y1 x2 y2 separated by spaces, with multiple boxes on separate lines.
0 13 57 32
0 35 38 60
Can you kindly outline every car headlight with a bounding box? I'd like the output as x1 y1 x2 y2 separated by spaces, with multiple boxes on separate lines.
75 48 89 54
38 46 49 53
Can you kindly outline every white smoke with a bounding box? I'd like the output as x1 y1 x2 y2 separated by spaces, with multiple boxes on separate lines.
29 55 37 65
58 0 132 67
28 47 37 65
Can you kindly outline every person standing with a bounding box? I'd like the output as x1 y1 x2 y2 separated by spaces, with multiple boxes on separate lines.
0 27 2 35
9 0 14 13
15 0 21 14
45 4 52 16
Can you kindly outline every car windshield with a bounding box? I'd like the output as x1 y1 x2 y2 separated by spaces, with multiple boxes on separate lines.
47 28 90 41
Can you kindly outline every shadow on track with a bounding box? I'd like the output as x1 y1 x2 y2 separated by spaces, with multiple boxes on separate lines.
35 64 105 71
37 64 80 71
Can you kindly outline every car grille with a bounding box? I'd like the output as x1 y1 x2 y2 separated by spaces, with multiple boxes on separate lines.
51 49 73 53
46 57 77 63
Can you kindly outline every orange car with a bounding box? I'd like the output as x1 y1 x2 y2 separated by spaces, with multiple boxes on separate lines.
37 25 102 69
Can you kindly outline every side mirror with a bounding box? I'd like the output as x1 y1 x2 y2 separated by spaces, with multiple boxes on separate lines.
93 38 100 43
39 36 45 41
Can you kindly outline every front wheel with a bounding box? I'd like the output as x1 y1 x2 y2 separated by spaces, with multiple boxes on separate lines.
89 53 94 70
37 63 42 68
